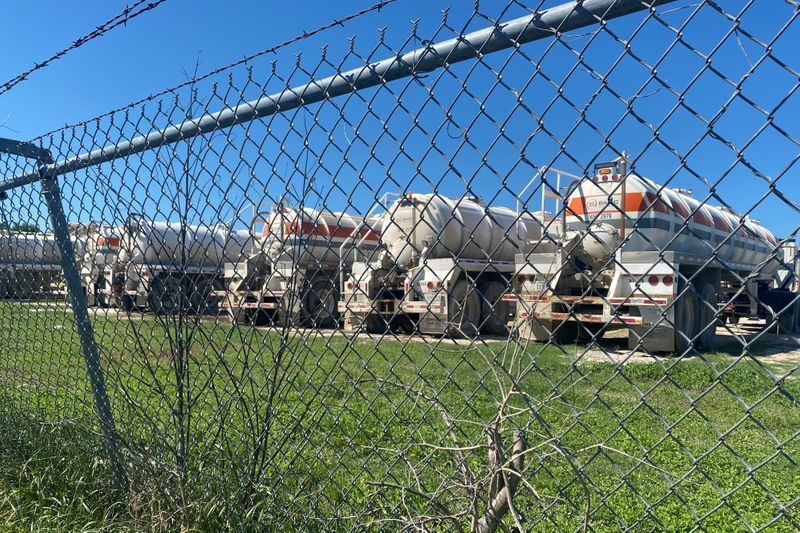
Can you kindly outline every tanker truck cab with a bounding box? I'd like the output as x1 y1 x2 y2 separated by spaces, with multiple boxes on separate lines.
516 155 794 353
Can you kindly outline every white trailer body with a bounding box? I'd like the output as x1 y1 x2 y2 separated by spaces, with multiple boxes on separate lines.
0 232 63 298
83 226 124 306
340 194 548 336
108 218 251 313
513 157 795 353
222 205 381 327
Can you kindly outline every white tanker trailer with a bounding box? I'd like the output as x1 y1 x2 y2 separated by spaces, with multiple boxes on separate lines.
221 205 381 327
0 232 63 299
513 156 797 353
78 224 124 307
107 217 252 313
339 193 550 336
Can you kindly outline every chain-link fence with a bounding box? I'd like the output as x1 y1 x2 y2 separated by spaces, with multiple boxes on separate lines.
0 0 798 530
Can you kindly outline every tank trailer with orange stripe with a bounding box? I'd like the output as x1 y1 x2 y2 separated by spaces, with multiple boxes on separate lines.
76 224 124 307
339 193 551 336
221 205 382 327
512 156 798 353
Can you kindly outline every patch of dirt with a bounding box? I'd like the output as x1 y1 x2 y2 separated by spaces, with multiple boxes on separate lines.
573 318 800 369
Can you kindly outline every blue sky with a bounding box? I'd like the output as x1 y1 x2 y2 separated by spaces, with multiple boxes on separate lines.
0 0 797 239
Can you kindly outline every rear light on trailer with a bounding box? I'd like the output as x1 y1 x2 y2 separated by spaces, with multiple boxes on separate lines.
518 275 527 283
425 281 442 290
346 282 354 290
648 275 659 286
602 175 609 182
663 275 673 286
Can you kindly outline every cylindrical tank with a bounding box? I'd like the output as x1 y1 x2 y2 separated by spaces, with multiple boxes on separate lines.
261 206 381 265
125 218 251 268
71 235 86 264
0 233 60 265
565 174 780 275
87 226 123 268
379 194 545 269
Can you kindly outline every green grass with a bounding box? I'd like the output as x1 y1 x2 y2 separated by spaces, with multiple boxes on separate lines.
0 300 798 531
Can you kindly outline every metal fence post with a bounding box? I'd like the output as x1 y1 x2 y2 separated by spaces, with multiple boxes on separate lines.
39 170 129 496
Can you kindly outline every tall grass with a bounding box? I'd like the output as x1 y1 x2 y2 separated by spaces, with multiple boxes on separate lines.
0 301 797 531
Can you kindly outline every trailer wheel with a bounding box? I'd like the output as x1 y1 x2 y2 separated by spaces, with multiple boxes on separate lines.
0 275 10 299
696 283 718 351
148 275 181 315
187 277 213 314
276 288 304 328
447 280 480 338
120 295 135 312
230 306 249 325
304 277 339 328
244 309 270 327
778 301 797 334
95 278 110 307
366 313 390 334
478 281 510 335
365 267 391 334
674 282 699 354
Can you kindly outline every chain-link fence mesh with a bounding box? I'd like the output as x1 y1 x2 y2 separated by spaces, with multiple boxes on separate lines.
0 0 798 530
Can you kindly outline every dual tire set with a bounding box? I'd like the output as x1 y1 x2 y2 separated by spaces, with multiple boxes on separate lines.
232 276 339 328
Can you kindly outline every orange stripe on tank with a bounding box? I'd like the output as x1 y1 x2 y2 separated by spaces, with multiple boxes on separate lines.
283 221 381 241
567 192 668 215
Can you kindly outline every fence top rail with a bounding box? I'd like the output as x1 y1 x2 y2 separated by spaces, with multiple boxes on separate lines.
0 0 677 195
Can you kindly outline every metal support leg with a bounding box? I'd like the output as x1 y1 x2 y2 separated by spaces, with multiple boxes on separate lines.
40 174 128 495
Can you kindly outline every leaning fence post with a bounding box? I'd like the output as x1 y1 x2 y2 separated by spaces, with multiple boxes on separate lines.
39 169 129 496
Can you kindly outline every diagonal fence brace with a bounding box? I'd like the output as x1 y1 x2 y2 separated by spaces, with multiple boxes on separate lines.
0 137 128 495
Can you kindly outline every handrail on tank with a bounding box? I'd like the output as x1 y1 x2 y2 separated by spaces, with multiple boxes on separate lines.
517 167 583 242
338 191 398 292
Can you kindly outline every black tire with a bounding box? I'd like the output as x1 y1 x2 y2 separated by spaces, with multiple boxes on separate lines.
447 280 481 338
674 281 699 355
148 276 181 315
95 278 110 308
276 291 304 328
0 276 10 299
229 299 269 326
231 306 250 325
365 267 391 334
697 282 718 351
304 277 339 328
778 302 796 334
365 314 389 334
186 277 213 314
478 280 511 335
120 295 135 312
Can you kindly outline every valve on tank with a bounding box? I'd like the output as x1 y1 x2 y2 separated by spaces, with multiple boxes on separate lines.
580 223 622 265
